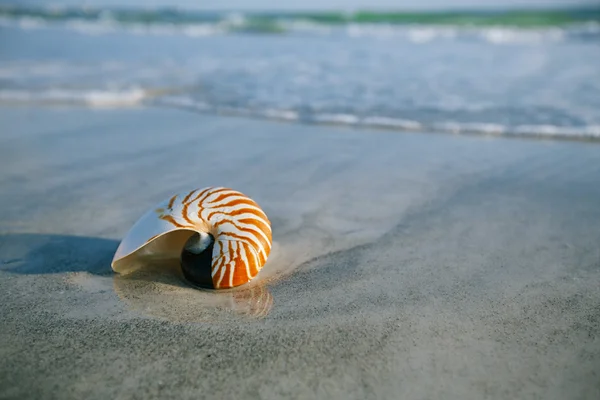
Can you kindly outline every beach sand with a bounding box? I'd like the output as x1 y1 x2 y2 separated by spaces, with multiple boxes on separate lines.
0 106 599 399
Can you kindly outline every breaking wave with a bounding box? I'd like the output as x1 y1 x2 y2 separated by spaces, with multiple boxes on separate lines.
1 5 599 42
1 88 598 141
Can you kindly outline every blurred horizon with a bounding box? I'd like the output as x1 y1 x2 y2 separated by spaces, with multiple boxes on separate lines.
2 0 599 11
2 2 599 30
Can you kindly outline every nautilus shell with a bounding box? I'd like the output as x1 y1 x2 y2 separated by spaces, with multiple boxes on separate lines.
111 187 272 289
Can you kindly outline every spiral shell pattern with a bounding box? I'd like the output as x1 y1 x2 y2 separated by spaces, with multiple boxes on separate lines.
111 187 272 289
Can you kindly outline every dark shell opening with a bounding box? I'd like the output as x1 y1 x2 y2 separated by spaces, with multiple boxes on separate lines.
180 233 215 289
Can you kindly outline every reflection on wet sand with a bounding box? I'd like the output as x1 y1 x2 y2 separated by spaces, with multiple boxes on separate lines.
109 241 296 322
112 257 274 322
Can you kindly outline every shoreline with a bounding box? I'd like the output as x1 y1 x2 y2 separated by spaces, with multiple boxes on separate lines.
0 102 599 144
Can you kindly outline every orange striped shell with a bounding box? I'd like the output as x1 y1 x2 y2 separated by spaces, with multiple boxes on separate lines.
111 187 272 289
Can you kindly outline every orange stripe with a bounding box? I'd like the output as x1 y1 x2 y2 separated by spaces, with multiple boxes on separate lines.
221 231 266 265
225 218 271 251
244 242 260 277
206 209 223 221
212 216 262 230
198 187 232 205
231 257 248 287
257 247 266 266
208 202 268 221
238 218 271 238
230 243 244 287
228 206 265 215
188 187 213 205
212 222 266 256
206 192 239 205
221 243 235 288
207 218 270 260
181 201 194 225
215 197 260 209
226 241 237 287
211 253 226 277
228 207 268 220
212 265 225 289
239 243 251 280
228 242 235 268
159 214 187 228
230 223 270 255
213 265 228 289
218 230 255 247
167 195 178 210
206 207 265 222
194 189 218 219
182 189 198 204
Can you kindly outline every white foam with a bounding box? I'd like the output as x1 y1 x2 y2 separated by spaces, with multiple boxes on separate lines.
182 24 222 37
0 88 148 107
434 122 507 134
338 24 568 44
262 109 299 121
362 116 422 130
347 24 398 38
286 19 333 35
0 14 586 44
1 89 598 140
64 19 118 35
408 27 457 43
512 124 600 138
480 27 564 44
83 88 147 107
0 15 222 37
17 17 46 29
312 113 360 125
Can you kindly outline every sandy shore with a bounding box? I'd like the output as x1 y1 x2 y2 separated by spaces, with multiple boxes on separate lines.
1 106 599 399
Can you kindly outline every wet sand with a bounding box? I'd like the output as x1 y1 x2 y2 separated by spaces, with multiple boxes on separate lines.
1 107 599 399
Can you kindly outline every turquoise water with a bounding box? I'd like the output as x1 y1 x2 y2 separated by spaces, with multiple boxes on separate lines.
1 5 599 139
2 5 600 30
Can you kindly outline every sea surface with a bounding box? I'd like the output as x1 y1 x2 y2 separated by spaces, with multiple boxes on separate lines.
1 5 600 139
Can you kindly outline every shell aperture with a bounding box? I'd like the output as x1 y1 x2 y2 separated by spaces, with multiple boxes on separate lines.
180 233 215 288
111 187 272 289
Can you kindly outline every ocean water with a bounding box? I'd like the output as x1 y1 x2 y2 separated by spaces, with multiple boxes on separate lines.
1 5 600 140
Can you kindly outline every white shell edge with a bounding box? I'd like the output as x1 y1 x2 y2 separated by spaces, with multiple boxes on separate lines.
111 199 200 273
